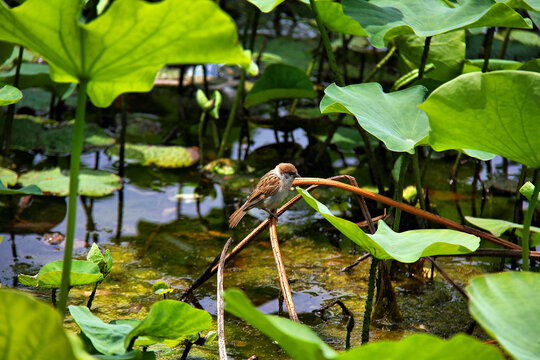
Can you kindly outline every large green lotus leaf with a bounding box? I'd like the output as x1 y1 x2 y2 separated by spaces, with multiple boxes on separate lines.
2 115 115 153
107 143 199 168
257 37 316 71
0 63 74 99
465 216 540 246
0 84 22 105
18 260 103 288
0 167 17 186
317 1 368 37
124 300 211 348
420 71 540 168
246 0 309 12
0 0 250 107
244 64 316 108
461 59 540 73
396 31 466 82
0 41 13 65
298 188 479 261
0 181 42 195
467 272 540 360
224 289 338 360
69 305 135 355
320 83 428 154
0 289 78 360
342 0 531 48
336 333 503 360
19 168 122 197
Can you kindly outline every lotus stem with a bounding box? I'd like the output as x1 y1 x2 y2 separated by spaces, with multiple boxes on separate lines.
521 173 539 271
57 79 88 318
1 46 24 166
199 111 207 166
309 0 344 86
498 28 512 59
482 27 495 73
417 36 432 80
413 150 426 211
364 45 397 83
361 257 379 344
393 155 409 232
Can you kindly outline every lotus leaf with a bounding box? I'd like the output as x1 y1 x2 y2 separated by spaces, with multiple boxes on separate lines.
0 63 74 99
244 64 316 108
0 181 42 195
317 1 368 37
86 243 112 276
0 84 21 105
18 168 122 197
395 31 466 82
107 143 199 168
153 280 174 296
69 305 136 355
257 37 316 71
500 0 540 11
124 300 212 348
342 0 531 48
420 71 540 168
0 167 17 186
0 0 250 107
19 260 103 288
225 288 337 360
465 216 540 246
2 115 115 153
0 40 13 65
520 181 540 207
224 289 503 360
320 83 429 154
0 289 78 360
298 188 479 262
246 0 309 13
467 272 540 360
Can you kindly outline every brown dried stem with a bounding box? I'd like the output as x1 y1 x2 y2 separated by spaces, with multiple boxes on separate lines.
217 237 233 360
269 216 299 322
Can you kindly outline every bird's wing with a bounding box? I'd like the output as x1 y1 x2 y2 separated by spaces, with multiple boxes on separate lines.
243 171 281 210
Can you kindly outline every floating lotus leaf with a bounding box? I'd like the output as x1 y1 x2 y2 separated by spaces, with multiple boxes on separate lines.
18 260 103 288
245 64 316 108
0 63 74 99
298 188 480 262
320 83 429 154
0 84 21 105
396 31 466 82
0 181 42 196
153 280 174 296
0 0 250 107
467 272 540 360
18 168 122 197
342 0 531 48
2 115 115 153
107 143 199 168
0 289 79 360
420 71 540 168
466 216 540 246
317 1 368 37
0 167 17 186
224 289 503 360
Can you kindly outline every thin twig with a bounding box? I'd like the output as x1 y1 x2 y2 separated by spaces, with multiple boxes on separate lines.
341 253 371 273
313 299 354 349
217 238 233 360
269 216 299 322
426 257 468 300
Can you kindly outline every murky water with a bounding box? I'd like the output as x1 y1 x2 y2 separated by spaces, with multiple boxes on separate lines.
0 92 521 358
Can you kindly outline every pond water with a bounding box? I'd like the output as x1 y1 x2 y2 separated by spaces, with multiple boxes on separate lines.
0 86 522 359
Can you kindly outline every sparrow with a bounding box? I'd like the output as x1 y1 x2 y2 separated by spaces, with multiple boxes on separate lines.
229 163 300 228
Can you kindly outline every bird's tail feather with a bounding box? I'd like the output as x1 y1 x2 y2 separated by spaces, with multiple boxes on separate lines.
229 208 246 228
